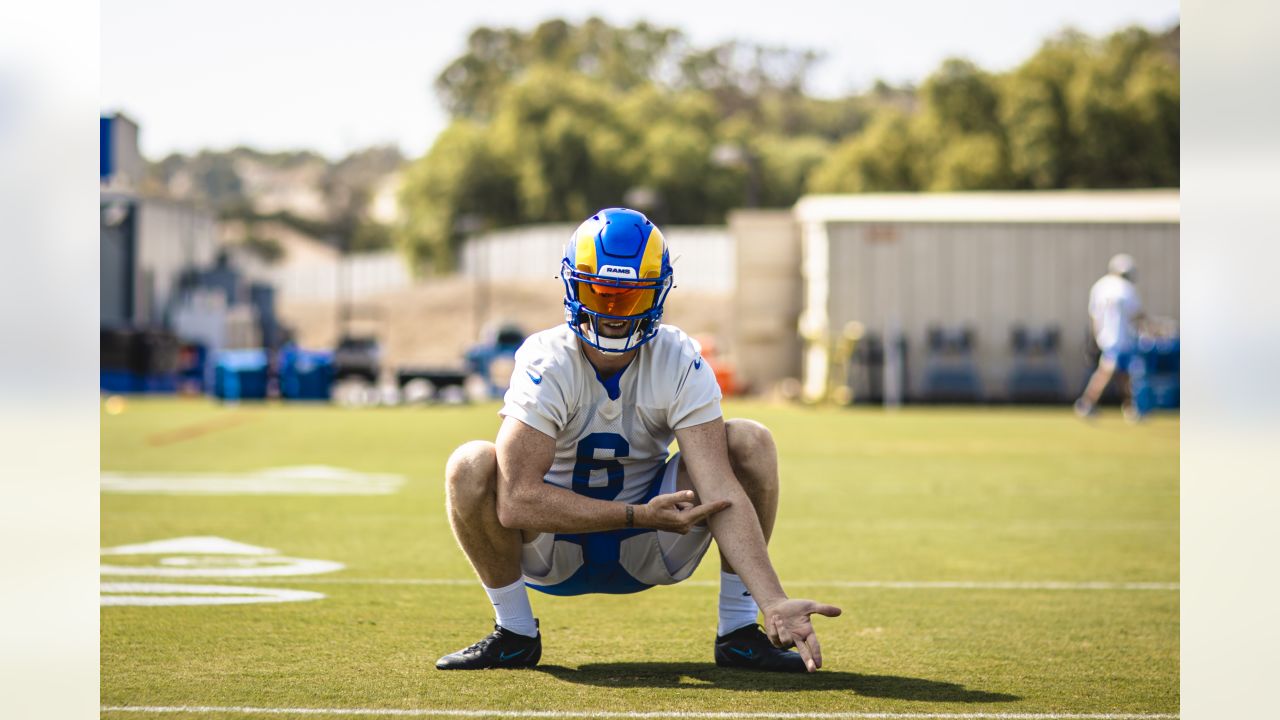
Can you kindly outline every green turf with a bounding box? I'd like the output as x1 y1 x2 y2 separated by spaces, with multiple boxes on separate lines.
101 398 1178 717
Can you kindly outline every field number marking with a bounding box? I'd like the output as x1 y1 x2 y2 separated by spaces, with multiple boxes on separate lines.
101 536 343 606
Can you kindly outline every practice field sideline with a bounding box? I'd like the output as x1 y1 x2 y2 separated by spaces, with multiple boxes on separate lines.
101 399 1178 718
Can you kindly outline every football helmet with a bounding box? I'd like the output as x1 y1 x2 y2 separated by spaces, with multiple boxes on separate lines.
561 208 674 353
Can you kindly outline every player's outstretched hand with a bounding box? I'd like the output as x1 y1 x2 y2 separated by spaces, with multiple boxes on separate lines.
638 490 730 534
762 598 843 672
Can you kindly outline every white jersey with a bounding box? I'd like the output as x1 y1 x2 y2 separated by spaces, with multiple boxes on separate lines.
500 324 723 505
1088 275 1142 352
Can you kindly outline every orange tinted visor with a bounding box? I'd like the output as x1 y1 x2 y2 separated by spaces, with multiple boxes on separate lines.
577 271 655 317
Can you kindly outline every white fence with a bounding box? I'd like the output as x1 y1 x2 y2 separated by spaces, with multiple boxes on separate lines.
459 224 735 293
259 224 733 305
264 250 413 303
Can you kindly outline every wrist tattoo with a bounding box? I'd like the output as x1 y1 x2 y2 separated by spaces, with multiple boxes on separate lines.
625 504 635 528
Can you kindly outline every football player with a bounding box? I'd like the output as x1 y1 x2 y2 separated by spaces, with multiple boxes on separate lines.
1075 253 1147 421
437 208 841 673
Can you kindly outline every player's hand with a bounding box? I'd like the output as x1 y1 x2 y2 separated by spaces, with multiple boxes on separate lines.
637 490 730 534
761 598 843 672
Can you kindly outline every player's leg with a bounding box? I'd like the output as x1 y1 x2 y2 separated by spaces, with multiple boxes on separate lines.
722 417 779 550
443 440 523 588
672 417 780 552
437 441 541 670
1076 356 1116 416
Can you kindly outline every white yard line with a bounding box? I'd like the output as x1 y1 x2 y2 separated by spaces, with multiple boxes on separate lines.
224 578 1179 591
100 707 1179 719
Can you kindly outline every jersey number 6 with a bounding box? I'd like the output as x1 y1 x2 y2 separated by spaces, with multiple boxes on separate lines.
571 433 629 501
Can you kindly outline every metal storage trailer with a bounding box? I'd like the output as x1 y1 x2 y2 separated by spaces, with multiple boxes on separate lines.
795 191 1180 403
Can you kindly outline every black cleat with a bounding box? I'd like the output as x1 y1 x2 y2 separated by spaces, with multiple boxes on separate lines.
435 621 542 670
714 623 808 673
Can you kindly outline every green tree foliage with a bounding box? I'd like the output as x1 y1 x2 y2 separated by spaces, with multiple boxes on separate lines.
396 121 519 268
402 18 1179 266
915 60 1012 190
405 17 853 264
435 19 683 120
1001 27 1178 189
1001 31 1089 188
1067 27 1179 187
808 110 924 193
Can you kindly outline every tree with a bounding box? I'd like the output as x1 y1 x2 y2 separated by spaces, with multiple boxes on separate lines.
912 59 1012 190
1001 32 1087 189
400 18 1180 268
807 110 924 193
396 121 519 268
1068 27 1179 187
434 19 685 121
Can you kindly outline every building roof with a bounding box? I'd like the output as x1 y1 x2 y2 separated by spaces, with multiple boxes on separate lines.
794 190 1180 224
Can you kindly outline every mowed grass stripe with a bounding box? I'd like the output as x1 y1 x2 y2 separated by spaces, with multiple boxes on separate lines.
101 706 1179 719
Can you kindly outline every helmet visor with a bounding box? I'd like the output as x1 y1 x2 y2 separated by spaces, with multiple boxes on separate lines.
576 272 655 318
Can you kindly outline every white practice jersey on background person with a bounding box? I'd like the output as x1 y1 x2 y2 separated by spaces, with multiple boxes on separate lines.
1088 275 1143 352
500 324 722 505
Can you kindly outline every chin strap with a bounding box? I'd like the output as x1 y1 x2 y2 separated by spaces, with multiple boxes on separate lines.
588 324 645 352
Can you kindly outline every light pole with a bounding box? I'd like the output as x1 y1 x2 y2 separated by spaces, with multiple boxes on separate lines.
454 214 487 342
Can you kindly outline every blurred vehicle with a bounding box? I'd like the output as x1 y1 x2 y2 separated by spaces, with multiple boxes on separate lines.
465 323 527 398
100 327 182 394
333 335 381 383
396 367 471 404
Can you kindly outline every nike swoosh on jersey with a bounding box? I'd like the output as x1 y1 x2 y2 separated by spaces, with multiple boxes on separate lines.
694 357 703 370
526 370 542 384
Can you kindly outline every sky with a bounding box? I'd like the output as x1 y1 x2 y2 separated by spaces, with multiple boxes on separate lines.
101 0 1179 161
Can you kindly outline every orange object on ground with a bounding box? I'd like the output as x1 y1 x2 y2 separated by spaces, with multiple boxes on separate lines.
693 335 740 397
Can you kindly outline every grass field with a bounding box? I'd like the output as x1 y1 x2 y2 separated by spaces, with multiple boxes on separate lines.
101 398 1178 719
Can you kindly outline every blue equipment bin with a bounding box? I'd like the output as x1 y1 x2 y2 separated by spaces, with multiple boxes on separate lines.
279 348 335 401
101 369 141 394
214 349 269 401
1130 337 1179 414
140 373 179 393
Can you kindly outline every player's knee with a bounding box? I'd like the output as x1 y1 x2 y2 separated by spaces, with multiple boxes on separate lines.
725 418 776 475
445 441 497 505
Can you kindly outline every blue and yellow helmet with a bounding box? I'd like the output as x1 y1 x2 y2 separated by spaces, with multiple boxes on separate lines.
561 208 674 353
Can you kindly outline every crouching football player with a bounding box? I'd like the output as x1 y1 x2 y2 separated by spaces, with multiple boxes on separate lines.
437 208 841 673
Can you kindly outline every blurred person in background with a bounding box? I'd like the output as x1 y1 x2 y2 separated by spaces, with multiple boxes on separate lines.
437 208 840 673
1075 253 1146 421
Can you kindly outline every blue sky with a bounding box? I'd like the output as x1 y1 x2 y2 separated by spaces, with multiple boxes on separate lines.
101 0 1179 160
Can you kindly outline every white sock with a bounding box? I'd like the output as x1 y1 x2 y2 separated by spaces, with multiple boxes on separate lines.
483 579 538 638
717 571 759 636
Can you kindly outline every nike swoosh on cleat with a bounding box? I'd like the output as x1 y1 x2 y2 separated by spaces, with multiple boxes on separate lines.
526 370 542 384
499 649 526 661
728 647 756 659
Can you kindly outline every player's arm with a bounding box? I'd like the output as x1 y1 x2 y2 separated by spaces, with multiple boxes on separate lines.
674 416 842 671
494 415 726 534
